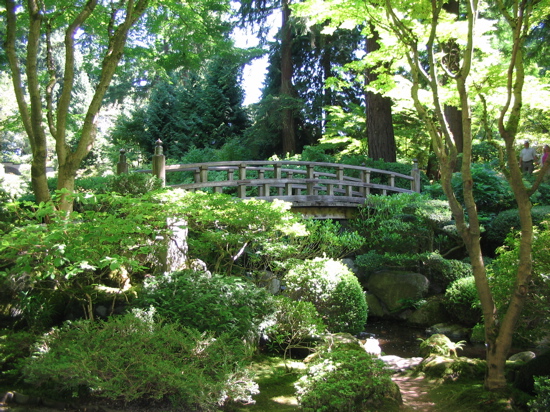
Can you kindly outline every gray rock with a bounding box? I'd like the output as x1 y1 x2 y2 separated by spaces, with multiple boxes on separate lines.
365 292 387 318
366 270 429 312
509 351 536 363
426 323 470 342
407 295 450 326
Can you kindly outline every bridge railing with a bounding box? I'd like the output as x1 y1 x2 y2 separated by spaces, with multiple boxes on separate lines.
117 140 421 203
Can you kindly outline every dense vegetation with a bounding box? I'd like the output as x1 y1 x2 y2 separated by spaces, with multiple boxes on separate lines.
2 0 550 410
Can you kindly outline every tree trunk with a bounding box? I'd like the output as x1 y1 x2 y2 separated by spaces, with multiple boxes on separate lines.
365 28 396 162
280 0 296 155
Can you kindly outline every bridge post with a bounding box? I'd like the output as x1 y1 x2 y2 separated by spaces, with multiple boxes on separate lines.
117 149 128 175
152 139 166 186
411 159 421 193
238 163 247 198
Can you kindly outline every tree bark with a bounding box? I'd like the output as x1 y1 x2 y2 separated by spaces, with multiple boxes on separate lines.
365 28 396 162
280 0 296 155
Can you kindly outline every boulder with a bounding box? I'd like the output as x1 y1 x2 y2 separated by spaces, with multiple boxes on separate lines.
514 350 550 394
509 351 536 363
366 270 429 313
426 323 470 342
407 295 450 326
365 292 386 318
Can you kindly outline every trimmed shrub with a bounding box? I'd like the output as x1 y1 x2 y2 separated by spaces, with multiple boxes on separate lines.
444 276 482 327
284 258 367 334
423 253 473 291
134 270 275 343
22 308 257 409
264 295 326 359
485 206 550 248
451 163 514 215
295 348 398 412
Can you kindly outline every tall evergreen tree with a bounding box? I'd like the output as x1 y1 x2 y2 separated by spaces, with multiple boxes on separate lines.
113 54 250 158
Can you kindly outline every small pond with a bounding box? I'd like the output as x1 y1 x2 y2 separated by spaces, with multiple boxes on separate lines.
362 320 487 359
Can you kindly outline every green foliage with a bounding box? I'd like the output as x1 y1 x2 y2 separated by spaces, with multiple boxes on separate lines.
182 193 306 275
444 276 482 327
485 206 550 248
107 173 163 196
355 250 472 290
0 192 181 330
351 192 454 255
452 163 514 216
21 308 257 409
0 330 36 382
112 55 250 159
423 252 473 290
283 258 367 334
488 227 550 346
134 270 275 343
528 376 550 412
418 334 466 358
472 140 502 165
295 349 396 412
264 296 326 360
250 219 364 276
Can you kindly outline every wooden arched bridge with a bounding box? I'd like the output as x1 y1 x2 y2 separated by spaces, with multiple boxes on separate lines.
117 143 421 219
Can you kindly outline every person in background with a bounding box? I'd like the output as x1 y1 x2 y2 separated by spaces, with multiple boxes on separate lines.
520 140 538 174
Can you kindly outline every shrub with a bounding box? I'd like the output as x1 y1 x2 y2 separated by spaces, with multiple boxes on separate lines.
284 258 367 334
488 227 550 346
451 163 514 216
134 270 276 344
422 252 473 291
22 308 257 409
528 376 550 411
107 173 163 196
0 330 36 381
351 192 454 255
264 295 326 359
295 349 397 412
485 206 550 248
444 276 482 327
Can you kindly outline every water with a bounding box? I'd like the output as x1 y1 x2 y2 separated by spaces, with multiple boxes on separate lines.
363 320 487 359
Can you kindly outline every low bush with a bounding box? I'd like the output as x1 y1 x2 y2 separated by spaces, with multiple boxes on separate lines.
444 276 482 327
451 163 514 216
134 270 275 344
351 192 454 255
264 295 326 359
484 206 550 249
22 308 258 410
528 376 550 411
295 348 398 411
284 258 367 334
488 228 550 346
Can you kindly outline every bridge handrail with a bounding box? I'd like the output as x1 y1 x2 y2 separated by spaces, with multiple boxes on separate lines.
116 142 421 202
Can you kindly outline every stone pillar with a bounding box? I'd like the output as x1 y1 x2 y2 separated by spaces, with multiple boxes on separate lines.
411 159 421 193
152 139 166 186
117 149 128 175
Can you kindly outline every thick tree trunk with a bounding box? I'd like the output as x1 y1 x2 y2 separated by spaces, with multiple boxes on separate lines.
280 0 296 155
365 29 396 162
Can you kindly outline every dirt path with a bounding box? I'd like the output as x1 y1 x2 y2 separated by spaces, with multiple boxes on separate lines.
393 373 437 411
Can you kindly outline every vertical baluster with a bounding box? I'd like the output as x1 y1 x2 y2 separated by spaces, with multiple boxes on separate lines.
275 163 283 196
307 165 315 195
238 163 247 198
